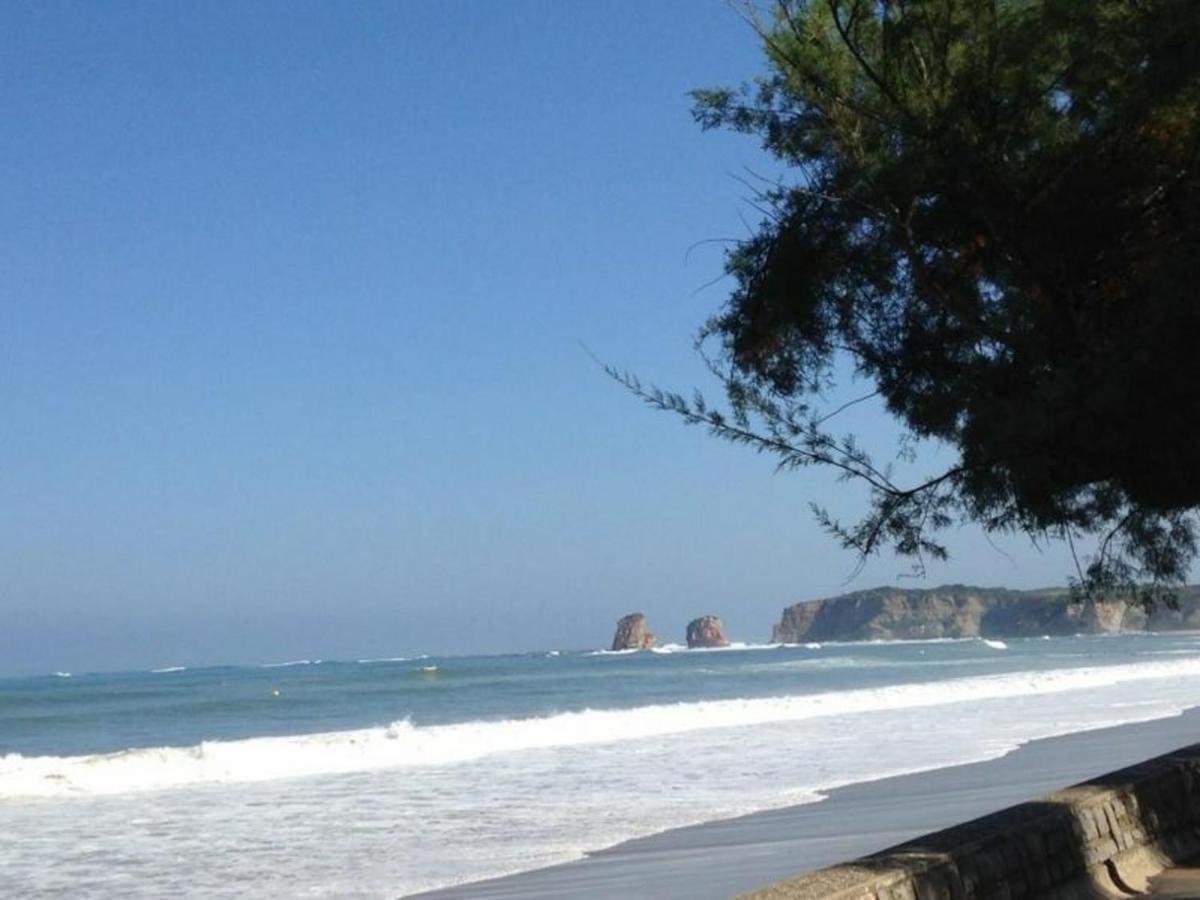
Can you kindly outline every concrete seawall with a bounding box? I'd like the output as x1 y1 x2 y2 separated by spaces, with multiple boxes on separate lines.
742 745 1200 900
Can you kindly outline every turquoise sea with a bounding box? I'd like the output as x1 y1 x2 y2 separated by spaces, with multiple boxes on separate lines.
5 633 1200 896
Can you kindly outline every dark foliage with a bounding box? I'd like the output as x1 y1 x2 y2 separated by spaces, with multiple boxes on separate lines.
622 0 1200 601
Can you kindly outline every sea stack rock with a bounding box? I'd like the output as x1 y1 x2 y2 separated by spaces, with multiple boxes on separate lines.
686 615 729 648
611 613 656 651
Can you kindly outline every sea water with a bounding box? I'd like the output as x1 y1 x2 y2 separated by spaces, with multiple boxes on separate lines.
4 633 1200 896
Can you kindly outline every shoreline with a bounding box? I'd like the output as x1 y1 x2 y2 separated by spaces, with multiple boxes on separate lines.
410 706 1200 899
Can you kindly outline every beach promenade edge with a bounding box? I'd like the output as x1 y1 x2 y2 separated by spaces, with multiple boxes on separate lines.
740 744 1200 900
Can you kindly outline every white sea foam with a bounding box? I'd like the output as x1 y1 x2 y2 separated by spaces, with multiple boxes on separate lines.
10 644 1200 899
648 643 687 654
355 656 418 664
591 642 785 657
150 666 187 674
50 672 71 678
260 659 320 668
656 642 793 654
982 639 1008 650
8 655 1200 800
777 635 992 650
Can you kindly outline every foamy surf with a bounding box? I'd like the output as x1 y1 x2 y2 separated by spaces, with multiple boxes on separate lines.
10 634 1200 900
8 656 1200 799
594 642 788 656
355 656 423 664
650 642 783 654
260 659 321 668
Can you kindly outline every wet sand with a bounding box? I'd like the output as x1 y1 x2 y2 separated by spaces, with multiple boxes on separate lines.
410 707 1200 899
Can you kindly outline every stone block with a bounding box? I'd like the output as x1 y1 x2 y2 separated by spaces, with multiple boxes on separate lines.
739 745 1200 900
1079 812 1099 841
912 872 948 900
1081 836 1118 866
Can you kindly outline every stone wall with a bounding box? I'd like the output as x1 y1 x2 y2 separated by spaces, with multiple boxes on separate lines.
742 745 1200 900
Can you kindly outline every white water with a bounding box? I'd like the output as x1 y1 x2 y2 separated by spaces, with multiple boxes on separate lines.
6 656 1200 800
356 655 427 664
9 645 1200 898
260 658 322 668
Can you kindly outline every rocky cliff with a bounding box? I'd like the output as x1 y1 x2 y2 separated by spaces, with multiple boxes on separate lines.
772 584 1200 642
611 613 656 650
686 615 729 648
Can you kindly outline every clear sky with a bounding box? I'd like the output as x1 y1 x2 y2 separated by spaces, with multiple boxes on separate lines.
2 1 1095 676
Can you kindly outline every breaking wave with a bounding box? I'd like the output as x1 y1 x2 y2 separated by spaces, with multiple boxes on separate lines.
260 659 321 669
7 656 1200 800
355 656 425 664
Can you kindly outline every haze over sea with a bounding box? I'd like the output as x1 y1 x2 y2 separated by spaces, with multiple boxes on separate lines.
5 633 1200 896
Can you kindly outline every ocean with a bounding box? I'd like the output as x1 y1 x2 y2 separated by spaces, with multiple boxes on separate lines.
5 633 1200 897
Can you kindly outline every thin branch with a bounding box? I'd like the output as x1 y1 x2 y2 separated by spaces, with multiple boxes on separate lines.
826 0 923 131
1065 528 1086 586
607 364 901 494
683 237 741 266
813 389 881 426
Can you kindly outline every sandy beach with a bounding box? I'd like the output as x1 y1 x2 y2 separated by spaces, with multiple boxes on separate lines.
412 707 1200 899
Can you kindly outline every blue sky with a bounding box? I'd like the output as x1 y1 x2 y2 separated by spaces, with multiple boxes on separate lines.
1 1 1090 676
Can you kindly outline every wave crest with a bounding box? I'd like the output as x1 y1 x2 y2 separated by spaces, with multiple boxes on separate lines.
6 656 1200 800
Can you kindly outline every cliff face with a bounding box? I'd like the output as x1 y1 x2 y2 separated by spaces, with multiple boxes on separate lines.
611 613 656 650
772 584 1200 642
686 615 730 648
